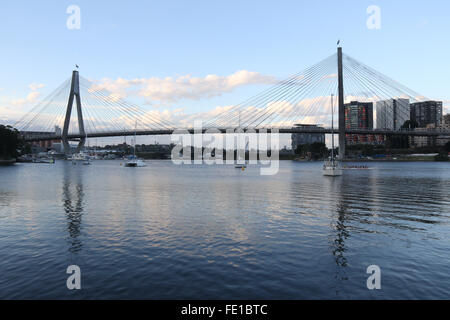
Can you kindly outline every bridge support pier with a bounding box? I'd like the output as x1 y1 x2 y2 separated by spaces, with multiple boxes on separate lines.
62 70 86 155
337 47 346 160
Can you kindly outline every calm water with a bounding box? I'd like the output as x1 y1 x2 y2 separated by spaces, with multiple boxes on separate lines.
0 161 449 299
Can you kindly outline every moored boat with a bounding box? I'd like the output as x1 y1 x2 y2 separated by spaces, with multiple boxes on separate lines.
323 161 343 176
124 121 147 168
125 158 146 167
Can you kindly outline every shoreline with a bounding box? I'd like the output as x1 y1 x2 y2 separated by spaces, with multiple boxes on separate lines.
0 159 16 166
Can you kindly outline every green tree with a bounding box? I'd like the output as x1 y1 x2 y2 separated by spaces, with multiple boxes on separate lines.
0 125 21 159
310 142 328 160
361 144 375 156
444 141 450 153
401 120 419 130
435 152 449 162
295 143 328 160
295 144 310 156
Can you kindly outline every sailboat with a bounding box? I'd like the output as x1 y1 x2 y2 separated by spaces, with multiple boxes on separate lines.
125 122 146 168
83 134 92 165
235 141 249 170
70 133 91 165
323 94 343 177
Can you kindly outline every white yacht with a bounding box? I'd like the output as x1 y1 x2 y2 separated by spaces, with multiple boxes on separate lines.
71 134 93 165
125 158 146 167
323 94 343 177
323 160 343 176
71 152 89 162
125 122 147 168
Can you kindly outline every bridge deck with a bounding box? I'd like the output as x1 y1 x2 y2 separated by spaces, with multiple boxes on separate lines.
21 128 450 142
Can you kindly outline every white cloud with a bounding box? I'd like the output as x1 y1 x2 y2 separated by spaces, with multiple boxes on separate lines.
29 83 45 91
444 103 450 115
0 105 25 123
418 19 429 27
0 83 46 124
11 91 42 107
321 73 337 80
89 70 276 104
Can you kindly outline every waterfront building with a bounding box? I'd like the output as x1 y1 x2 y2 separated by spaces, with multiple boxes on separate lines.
410 101 443 128
436 114 450 147
29 126 63 150
409 124 439 148
291 124 325 151
52 142 64 153
55 125 62 136
31 139 62 150
376 98 410 131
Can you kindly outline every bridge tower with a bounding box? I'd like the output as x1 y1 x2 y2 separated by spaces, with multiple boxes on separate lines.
62 70 86 154
337 47 346 160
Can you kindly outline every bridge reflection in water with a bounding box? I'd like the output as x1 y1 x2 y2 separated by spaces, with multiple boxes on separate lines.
62 163 84 255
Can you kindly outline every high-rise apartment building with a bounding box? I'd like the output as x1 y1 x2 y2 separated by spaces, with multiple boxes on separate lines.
376 98 410 130
291 124 325 151
344 101 375 145
410 101 443 128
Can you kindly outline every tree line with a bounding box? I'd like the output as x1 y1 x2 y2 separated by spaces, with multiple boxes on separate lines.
0 125 22 160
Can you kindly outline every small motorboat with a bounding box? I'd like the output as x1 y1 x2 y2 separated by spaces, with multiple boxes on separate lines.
33 158 55 164
125 159 146 167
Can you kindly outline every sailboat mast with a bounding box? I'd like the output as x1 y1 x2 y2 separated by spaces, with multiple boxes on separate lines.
238 107 241 129
331 94 335 164
134 121 137 158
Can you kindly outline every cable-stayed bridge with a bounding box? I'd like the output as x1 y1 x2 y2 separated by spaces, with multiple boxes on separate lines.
13 47 449 158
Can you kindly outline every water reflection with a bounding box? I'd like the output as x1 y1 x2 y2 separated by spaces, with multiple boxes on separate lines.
328 176 350 290
332 206 349 269
0 191 15 207
62 163 84 254
1 161 450 299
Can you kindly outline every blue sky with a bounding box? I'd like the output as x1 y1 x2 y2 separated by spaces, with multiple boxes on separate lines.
1 0 449 145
